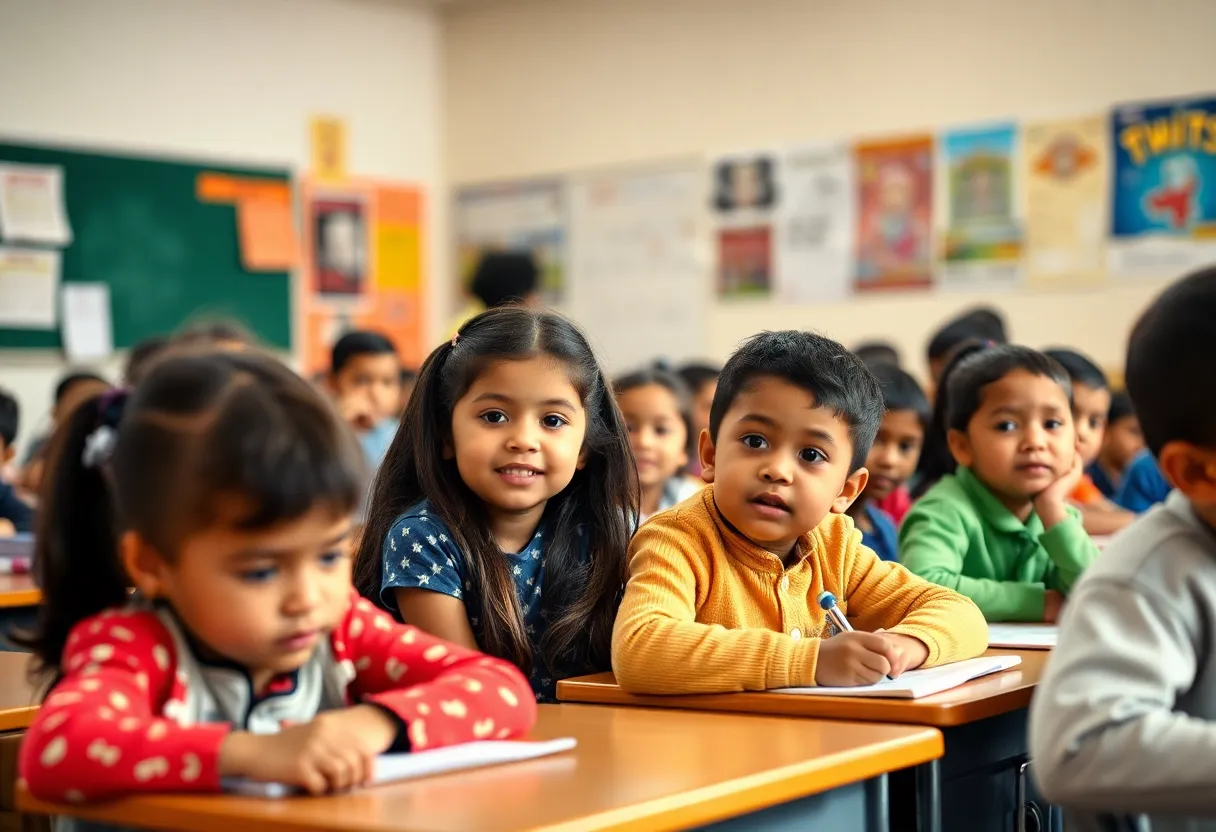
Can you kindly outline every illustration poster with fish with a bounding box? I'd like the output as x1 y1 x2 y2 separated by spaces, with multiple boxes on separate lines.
1109 95 1216 277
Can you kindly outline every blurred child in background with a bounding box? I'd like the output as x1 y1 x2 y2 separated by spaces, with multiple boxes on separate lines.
925 306 1007 390
174 317 257 352
19 370 111 498
1087 390 1143 499
676 362 720 477
328 331 402 472
0 389 32 536
449 251 542 337
852 340 901 369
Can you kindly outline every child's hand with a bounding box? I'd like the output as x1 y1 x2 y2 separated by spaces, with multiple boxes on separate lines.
0 518 15 538
1043 589 1064 623
219 705 397 794
815 631 899 686
874 630 929 677
1033 452 1084 528
338 389 378 433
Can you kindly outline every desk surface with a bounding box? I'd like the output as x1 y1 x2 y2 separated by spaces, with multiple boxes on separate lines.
0 651 39 732
0 575 40 609
557 649 1047 728
20 703 942 832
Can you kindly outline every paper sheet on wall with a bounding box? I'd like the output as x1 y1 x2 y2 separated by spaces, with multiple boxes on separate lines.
1108 95 1216 277
237 199 299 271
854 135 934 292
775 142 855 303
455 180 566 305
0 164 72 245
939 124 1023 291
711 150 777 298
61 283 113 361
0 246 59 328
1023 115 1108 287
568 163 706 372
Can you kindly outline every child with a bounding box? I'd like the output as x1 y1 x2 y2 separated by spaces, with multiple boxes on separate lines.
615 366 703 522
845 363 929 560
328 331 402 471
1029 266 1216 829
852 340 901 369
676 362 720 477
1116 448 1171 512
0 389 33 536
353 307 637 702
449 251 543 338
1087 391 1143 499
17 350 533 804
900 346 1099 622
925 306 1007 388
18 370 111 497
1042 348 1134 535
611 331 986 694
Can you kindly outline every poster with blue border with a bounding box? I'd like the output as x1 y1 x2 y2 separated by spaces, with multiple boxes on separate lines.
1110 95 1216 275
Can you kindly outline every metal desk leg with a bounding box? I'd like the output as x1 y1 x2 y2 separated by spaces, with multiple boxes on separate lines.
868 773 890 832
915 759 941 832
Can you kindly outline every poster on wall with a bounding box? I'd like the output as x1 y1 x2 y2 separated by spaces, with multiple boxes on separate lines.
454 180 565 305
712 152 777 298
567 162 706 372
1023 115 1108 288
940 124 1023 291
1109 94 1216 277
774 142 855 303
854 135 934 292
309 191 368 299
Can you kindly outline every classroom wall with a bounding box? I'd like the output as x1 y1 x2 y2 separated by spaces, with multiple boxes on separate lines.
443 0 1216 380
0 0 443 454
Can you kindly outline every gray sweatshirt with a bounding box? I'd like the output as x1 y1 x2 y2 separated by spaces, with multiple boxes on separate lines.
1029 491 1216 832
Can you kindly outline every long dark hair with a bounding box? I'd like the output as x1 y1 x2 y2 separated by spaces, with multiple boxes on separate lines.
912 339 990 498
353 307 638 678
18 351 364 680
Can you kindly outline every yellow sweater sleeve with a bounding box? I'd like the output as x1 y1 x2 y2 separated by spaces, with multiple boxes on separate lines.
611 521 820 694
833 524 990 667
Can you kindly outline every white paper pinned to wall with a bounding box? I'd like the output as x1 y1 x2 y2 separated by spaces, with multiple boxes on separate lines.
0 164 73 246
0 246 59 329
61 282 113 361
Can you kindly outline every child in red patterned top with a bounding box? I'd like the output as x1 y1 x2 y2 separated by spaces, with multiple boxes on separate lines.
17 350 535 805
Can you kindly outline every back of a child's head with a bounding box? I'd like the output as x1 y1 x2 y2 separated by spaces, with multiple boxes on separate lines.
870 362 929 424
926 306 1008 370
0 388 18 449
1126 265 1216 457
945 345 1071 433
331 330 397 375
24 350 364 674
675 362 720 394
853 341 902 369
710 330 884 472
1042 347 1108 392
353 306 635 675
1108 390 1136 425
470 252 540 309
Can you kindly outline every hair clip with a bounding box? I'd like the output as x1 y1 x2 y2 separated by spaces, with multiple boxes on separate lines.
82 425 117 469
451 332 461 348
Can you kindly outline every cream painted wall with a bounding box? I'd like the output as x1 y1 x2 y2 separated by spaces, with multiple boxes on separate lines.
443 0 1216 379
0 0 443 455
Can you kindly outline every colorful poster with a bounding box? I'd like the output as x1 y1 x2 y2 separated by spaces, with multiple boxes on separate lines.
1023 115 1108 287
712 152 777 298
1109 95 1216 276
775 142 854 303
854 136 933 291
940 125 1022 290
455 180 565 305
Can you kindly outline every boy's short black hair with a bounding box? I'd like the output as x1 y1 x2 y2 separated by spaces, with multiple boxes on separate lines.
853 341 901 369
676 362 720 394
470 252 539 309
1042 347 1108 391
709 330 883 471
0 388 18 447
1107 390 1135 425
870 363 930 425
1126 266 1216 455
54 371 108 406
927 306 1008 362
331 331 398 375
945 345 1071 432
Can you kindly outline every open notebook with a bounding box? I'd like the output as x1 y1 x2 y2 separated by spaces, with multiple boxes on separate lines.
987 623 1058 649
770 655 1022 699
222 737 577 798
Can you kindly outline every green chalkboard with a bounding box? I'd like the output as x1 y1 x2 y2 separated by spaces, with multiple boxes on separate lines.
0 141 292 350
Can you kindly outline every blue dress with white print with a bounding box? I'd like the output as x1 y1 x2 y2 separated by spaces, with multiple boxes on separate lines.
379 501 555 701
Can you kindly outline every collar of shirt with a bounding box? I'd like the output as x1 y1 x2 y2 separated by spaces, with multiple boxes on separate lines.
954 465 1044 540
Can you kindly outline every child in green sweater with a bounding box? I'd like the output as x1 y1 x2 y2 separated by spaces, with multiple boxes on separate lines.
900 346 1099 622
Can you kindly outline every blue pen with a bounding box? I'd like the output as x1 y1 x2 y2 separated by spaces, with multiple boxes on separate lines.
817 590 894 681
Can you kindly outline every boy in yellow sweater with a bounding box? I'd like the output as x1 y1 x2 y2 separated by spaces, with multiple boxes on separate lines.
612 330 988 694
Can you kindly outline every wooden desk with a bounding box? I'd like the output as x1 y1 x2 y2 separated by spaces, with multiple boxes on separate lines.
0 652 38 732
0 576 40 609
20 703 943 832
558 650 1051 832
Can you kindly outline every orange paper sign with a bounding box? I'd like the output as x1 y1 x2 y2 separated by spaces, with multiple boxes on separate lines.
197 174 291 205
237 200 299 272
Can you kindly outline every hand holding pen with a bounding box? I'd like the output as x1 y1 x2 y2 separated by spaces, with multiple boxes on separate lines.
813 591 928 686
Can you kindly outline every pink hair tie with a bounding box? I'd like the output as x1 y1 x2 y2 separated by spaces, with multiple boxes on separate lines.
451 332 460 348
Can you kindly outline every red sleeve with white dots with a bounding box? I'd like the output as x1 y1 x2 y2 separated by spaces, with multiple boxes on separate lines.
18 610 231 803
334 593 537 750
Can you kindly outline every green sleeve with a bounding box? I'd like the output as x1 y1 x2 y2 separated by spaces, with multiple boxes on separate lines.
1039 508 1100 595
900 500 1046 622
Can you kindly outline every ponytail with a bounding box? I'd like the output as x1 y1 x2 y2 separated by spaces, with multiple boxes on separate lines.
17 391 129 678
